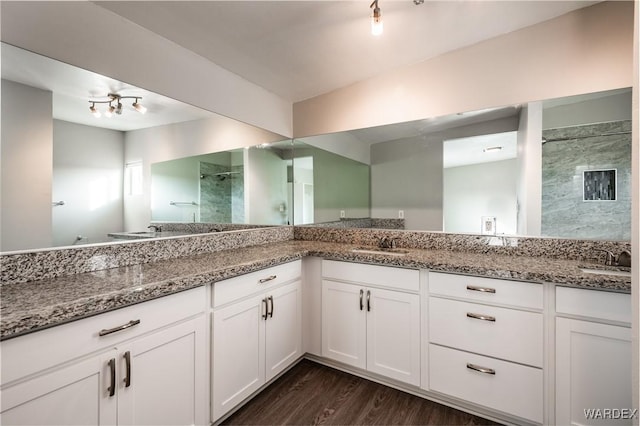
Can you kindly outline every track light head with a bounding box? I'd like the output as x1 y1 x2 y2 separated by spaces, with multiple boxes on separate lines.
370 0 383 36
132 98 147 114
89 102 101 118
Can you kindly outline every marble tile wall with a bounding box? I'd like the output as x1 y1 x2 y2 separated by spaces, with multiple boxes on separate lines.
199 162 232 223
542 120 631 240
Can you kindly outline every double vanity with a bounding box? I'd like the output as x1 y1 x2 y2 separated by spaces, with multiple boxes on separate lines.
0 229 632 425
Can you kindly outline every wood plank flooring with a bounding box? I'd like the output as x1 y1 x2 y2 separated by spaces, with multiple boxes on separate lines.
222 359 502 425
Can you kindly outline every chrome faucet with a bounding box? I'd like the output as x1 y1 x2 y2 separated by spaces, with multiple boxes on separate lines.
597 249 631 267
378 236 399 249
147 225 162 232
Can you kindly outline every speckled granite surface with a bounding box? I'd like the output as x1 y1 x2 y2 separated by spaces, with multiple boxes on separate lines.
294 227 631 263
0 240 630 341
1 226 294 285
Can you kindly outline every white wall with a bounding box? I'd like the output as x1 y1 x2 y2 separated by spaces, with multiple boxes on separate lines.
245 148 288 225
1 80 53 252
52 120 124 246
150 157 203 223
443 159 518 235
516 103 543 236
293 1 633 137
0 2 292 137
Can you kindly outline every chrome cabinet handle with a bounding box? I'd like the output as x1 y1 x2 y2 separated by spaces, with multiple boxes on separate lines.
467 363 496 375
466 285 496 294
268 295 274 318
466 312 496 322
259 275 277 284
107 358 116 397
262 298 268 320
359 289 364 311
123 351 132 388
366 290 371 312
99 319 141 337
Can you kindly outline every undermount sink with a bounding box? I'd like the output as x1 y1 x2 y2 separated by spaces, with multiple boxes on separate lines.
579 267 631 278
351 247 409 257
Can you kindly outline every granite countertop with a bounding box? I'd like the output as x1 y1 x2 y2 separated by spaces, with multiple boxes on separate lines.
0 240 631 341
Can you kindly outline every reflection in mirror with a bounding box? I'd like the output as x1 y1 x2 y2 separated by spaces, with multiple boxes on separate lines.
291 141 372 227
294 88 631 241
150 142 293 227
0 43 288 252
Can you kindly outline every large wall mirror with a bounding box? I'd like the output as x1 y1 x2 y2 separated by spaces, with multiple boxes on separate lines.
1 43 290 252
293 87 632 241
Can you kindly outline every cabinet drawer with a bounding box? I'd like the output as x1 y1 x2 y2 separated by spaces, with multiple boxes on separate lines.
213 260 301 307
429 297 543 367
1 286 206 385
429 344 543 423
322 260 419 292
556 286 631 323
428 272 542 310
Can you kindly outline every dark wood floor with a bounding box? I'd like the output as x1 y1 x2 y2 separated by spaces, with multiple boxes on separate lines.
222 359 502 425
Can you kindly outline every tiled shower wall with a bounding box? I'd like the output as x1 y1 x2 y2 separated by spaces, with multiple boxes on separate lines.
541 120 631 240
199 162 244 223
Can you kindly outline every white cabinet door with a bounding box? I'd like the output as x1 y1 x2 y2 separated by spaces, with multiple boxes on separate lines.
366 287 420 386
0 351 117 426
118 316 207 426
321 280 366 369
212 295 265 422
265 281 302 381
556 318 632 426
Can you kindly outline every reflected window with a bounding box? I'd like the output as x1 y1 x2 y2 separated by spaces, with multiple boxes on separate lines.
125 161 143 196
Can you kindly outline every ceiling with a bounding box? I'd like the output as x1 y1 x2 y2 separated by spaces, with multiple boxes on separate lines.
96 1 600 103
1 1 601 133
1 43 214 131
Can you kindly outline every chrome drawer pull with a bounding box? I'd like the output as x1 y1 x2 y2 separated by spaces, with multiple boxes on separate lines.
259 275 277 284
359 289 364 311
466 285 496 294
268 295 274 318
466 312 496 322
107 358 116 397
99 319 141 337
467 363 496 375
123 351 132 388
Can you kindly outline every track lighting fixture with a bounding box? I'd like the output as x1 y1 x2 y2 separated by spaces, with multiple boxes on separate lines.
88 93 146 118
370 0 383 36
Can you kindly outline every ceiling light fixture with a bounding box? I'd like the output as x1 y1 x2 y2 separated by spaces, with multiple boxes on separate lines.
370 0 383 36
88 93 146 118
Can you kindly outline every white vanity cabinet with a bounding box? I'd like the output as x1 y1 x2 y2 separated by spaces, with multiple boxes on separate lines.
555 286 632 426
321 260 421 386
0 287 208 426
211 261 302 422
427 272 544 423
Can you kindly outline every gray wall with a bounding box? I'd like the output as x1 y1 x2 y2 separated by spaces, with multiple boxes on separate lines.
1 80 53 251
295 147 370 223
53 120 124 246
